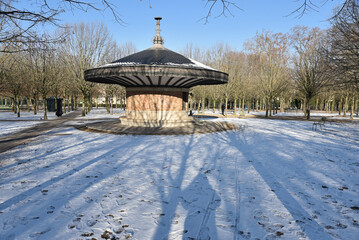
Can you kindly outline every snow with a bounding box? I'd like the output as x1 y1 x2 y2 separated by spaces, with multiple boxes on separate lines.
76 108 125 120
248 110 359 119
188 58 215 71
0 110 68 137
100 59 215 71
101 62 141 68
195 109 359 120
0 110 63 121
0 110 359 240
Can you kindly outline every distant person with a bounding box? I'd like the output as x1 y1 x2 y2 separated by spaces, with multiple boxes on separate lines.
221 104 225 115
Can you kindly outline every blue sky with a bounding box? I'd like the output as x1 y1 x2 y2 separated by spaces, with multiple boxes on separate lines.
57 0 338 52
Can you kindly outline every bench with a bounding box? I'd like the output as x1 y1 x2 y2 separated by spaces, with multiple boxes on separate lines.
312 117 327 131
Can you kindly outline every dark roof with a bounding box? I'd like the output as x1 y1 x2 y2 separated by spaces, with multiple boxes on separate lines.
85 45 228 88
112 47 193 66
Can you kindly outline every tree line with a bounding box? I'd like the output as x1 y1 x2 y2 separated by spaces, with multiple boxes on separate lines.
0 22 136 119
187 0 358 119
0 0 358 120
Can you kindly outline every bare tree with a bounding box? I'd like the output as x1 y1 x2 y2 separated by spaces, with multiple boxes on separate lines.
26 34 60 120
289 0 351 18
290 26 329 119
61 22 113 116
206 43 233 115
245 31 290 117
104 84 124 115
328 0 359 91
0 0 121 46
1 49 27 117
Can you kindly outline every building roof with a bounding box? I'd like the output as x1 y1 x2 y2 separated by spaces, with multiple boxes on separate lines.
103 45 214 70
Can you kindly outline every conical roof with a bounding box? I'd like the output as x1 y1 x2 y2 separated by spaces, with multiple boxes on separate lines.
84 18 228 88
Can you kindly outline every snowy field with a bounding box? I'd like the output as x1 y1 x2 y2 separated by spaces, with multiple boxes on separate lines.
0 110 65 137
0 111 359 239
76 108 125 120
195 109 359 120
0 109 125 137
0 110 66 121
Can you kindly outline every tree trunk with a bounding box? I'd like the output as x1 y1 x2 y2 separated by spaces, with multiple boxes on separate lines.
67 95 70 112
82 94 86 116
280 98 285 112
16 96 20 117
343 95 348 117
272 100 275 115
201 97 205 113
34 97 38 115
110 98 113 115
74 96 78 110
189 96 192 112
306 103 310 120
350 96 354 120
265 98 269 118
70 96 73 111
262 98 265 111
12 97 16 113
63 100 67 114
234 98 237 115
63 95 67 114
43 98 48 120
212 98 216 113
315 98 319 110
88 95 92 113
106 97 110 113
224 96 228 116
338 98 342 115
27 98 31 112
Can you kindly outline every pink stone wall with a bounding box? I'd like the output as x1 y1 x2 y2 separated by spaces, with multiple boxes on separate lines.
126 90 183 111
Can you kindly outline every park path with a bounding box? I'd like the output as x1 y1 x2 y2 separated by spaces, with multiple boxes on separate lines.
0 111 82 154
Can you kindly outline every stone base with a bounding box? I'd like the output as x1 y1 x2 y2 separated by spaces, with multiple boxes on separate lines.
122 110 195 127
120 117 195 127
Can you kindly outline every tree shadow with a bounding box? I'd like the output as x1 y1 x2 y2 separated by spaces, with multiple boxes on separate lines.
0 133 150 212
151 132 221 240
151 134 194 240
223 122 335 239
181 172 221 240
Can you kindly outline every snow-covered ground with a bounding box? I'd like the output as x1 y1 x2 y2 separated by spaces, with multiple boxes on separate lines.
0 110 358 240
0 108 125 137
195 109 359 120
0 110 67 138
76 108 125 120
248 110 359 119
0 110 66 121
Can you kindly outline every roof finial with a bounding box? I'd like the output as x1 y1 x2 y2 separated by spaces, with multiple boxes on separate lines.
153 17 164 46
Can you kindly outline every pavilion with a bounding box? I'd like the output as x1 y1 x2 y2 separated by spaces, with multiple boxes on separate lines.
85 17 228 127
